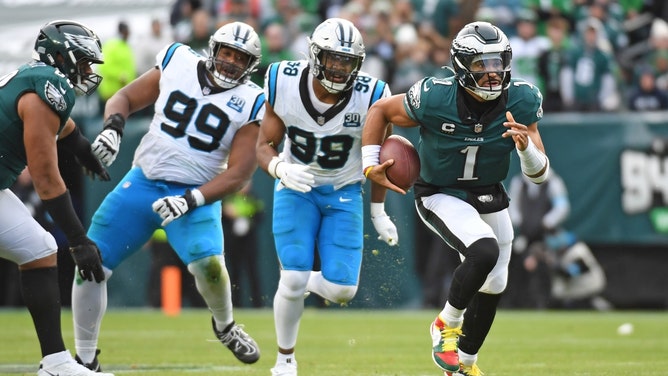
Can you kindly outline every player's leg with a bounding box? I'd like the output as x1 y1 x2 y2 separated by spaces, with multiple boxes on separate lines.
306 183 363 304
456 209 513 375
72 168 160 368
270 185 320 375
416 194 500 373
169 198 259 364
0 190 112 376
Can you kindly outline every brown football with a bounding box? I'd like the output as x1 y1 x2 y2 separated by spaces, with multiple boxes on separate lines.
379 135 421 190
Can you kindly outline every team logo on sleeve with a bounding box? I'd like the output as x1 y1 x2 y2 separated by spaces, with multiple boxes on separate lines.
407 80 422 109
44 81 67 111
227 95 245 112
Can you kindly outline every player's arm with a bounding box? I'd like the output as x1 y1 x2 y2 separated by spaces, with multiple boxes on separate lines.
199 122 259 202
92 67 162 166
257 101 314 192
256 101 286 173
362 94 418 194
503 111 549 184
20 93 105 281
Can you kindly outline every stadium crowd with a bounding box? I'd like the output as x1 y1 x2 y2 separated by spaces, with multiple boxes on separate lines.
122 0 668 114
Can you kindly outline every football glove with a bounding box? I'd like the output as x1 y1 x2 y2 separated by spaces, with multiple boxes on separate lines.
270 158 315 193
92 114 125 167
152 188 205 226
70 238 105 283
370 202 398 246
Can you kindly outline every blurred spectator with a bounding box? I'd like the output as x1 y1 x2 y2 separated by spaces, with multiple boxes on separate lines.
97 21 136 114
525 0 576 36
505 171 570 309
645 19 668 92
561 17 621 112
412 0 462 40
574 0 627 52
215 0 261 30
476 0 524 38
627 66 668 111
538 15 573 112
221 182 265 308
253 22 296 85
509 9 551 93
187 9 214 53
134 17 173 75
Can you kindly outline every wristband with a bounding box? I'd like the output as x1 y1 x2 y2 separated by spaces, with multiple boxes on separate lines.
103 113 126 136
42 190 87 246
185 188 206 208
370 202 386 218
362 145 381 170
267 156 282 179
517 138 549 183
363 166 373 177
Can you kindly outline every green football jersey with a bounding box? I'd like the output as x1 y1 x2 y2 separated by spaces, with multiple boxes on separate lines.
403 76 543 198
0 62 75 189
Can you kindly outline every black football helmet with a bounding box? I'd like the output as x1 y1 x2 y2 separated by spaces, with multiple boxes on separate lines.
450 21 512 101
32 20 104 96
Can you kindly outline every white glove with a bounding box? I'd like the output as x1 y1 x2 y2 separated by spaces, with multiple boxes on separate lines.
91 129 121 167
370 202 398 246
152 189 205 226
271 159 315 193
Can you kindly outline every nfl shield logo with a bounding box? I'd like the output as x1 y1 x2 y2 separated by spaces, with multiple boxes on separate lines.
317 116 325 125
474 123 483 133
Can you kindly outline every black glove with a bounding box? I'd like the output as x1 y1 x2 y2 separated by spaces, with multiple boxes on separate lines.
58 126 110 181
70 238 106 283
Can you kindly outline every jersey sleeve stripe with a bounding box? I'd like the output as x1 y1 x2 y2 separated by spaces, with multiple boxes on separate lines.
161 43 183 70
249 92 265 121
368 80 386 108
267 62 280 106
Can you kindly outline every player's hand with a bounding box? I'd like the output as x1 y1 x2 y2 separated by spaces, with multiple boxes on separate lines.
502 111 529 150
152 189 203 226
92 129 122 167
75 145 111 181
366 160 406 195
275 162 315 193
70 239 105 283
370 203 398 246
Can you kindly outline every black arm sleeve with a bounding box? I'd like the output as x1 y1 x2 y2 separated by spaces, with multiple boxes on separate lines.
41 190 87 246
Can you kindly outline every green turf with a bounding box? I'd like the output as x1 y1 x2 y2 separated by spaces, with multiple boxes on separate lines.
1 308 666 375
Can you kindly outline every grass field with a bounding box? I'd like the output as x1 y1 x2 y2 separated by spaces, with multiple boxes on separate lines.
1 308 666 375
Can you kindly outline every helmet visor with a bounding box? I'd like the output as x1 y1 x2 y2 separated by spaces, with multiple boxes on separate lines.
319 51 362 84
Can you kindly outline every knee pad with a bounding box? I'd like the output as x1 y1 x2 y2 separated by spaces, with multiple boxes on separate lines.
188 255 225 284
319 278 358 303
276 270 311 301
463 238 499 275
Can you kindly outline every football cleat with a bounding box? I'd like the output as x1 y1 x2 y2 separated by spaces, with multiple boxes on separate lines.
39 351 114 376
431 316 462 372
212 317 260 364
445 363 484 376
74 349 103 371
271 358 298 376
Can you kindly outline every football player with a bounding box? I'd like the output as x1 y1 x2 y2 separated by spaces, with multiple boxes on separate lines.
362 21 549 376
256 17 398 376
0 20 112 376
71 21 264 370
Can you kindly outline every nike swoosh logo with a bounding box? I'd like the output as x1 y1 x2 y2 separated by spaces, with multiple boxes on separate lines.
339 197 352 202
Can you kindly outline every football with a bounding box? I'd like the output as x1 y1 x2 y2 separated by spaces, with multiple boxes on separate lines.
379 135 420 190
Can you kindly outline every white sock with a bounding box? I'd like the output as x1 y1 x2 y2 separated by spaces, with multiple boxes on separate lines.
277 351 296 364
274 270 310 349
459 349 478 366
72 270 110 364
440 301 465 328
188 256 233 329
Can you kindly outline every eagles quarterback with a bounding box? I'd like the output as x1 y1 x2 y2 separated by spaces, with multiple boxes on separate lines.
0 20 112 376
256 17 398 376
362 21 549 376
71 22 264 370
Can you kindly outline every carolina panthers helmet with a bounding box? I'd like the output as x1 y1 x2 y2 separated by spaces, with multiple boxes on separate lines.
206 22 261 89
308 18 365 93
32 20 104 96
450 21 512 101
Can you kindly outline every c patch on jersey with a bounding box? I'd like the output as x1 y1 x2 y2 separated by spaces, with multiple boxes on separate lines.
407 80 423 109
227 95 245 113
343 112 361 127
44 81 67 111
